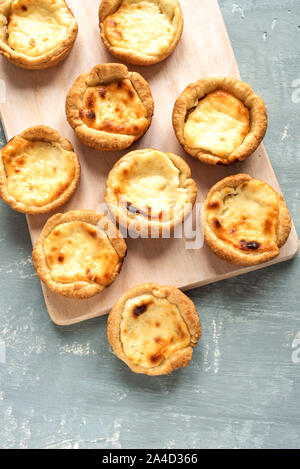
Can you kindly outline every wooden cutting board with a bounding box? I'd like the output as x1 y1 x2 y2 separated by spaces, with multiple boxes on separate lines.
0 0 298 325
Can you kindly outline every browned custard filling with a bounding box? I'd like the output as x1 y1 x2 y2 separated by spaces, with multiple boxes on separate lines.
43 221 120 285
206 179 280 254
120 294 190 368
80 79 148 136
7 0 74 58
2 136 76 207
109 150 188 220
103 0 176 57
184 90 250 158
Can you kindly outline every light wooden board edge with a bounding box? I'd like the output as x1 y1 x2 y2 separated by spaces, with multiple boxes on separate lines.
44 243 299 326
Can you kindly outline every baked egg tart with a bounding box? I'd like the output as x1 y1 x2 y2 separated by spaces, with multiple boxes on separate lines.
99 0 183 66
66 63 154 151
105 148 197 235
33 210 127 299
173 77 268 165
107 283 202 376
204 174 292 266
0 0 78 69
0 125 80 214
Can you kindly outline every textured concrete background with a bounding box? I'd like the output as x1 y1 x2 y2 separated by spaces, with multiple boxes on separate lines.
0 0 300 449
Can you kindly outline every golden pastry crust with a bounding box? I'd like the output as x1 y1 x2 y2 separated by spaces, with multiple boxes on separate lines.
0 125 80 214
173 77 268 165
107 283 202 376
105 148 197 236
204 174 292 266
99 0 183 66
66 63 154 151
0 0 78 70
32 210 127 299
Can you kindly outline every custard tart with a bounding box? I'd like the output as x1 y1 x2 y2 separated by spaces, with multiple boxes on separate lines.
0 0 78 69
0 125 80 214
99 0 183 66
204 174 292 266
105 148 197 235
33 210 127 299
173 77 268 165
107 283 202 376
66 63 154 151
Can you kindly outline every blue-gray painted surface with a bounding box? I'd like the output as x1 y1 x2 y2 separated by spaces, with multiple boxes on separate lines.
0 0 299 449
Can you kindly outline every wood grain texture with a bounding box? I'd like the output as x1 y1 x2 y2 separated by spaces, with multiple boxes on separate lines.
0 0 300 450
0 0 298 325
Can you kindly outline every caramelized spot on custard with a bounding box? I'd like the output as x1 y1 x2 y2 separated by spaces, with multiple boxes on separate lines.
154 337 164 344
126 201 141 215
208 201 220 210
149 353 163 365
86 228 97 238
86 110 96 120
101 120 114 132
264 218 273 234
99 88 106 99
240 240 261 251
213 218 221 229
86 93 95 108
133 300 153 318
58 254 64 263
177 325 187 339
126 201 161 221
16 156 25 166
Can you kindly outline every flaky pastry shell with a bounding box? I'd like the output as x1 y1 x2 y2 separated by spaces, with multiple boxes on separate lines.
173 77 268 165
65 63 154 151
0 0 78 70
107 283 202 376
105 148 197 236
204 174 292 266
99 0 183 66
33 210 127 299
0 125 80 214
